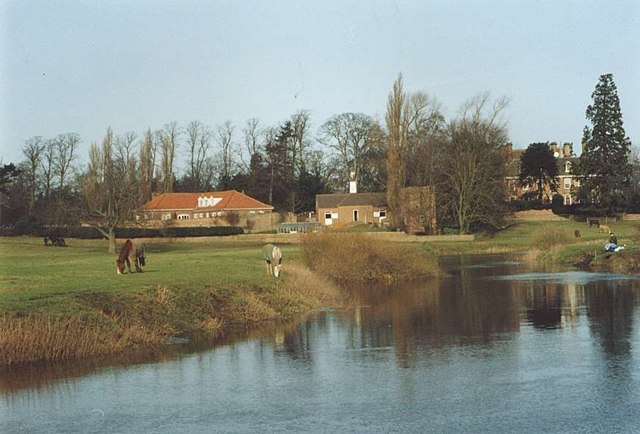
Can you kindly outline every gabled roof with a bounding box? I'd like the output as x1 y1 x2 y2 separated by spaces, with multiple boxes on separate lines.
316 192 387 209
141 190 273 211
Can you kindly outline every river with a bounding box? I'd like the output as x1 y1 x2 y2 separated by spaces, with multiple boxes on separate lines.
2 254 640 433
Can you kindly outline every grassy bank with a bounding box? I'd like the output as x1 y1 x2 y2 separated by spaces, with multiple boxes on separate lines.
422 220 640 263
2 221 638 365
0 237 339 365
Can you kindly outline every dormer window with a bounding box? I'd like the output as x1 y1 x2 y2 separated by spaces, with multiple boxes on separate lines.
197 196 222 208
564 162 572 173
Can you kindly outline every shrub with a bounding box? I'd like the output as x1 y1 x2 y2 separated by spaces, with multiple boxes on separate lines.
225 211 240 226
300 232 438 283
551 194 569 215
530 226 575 250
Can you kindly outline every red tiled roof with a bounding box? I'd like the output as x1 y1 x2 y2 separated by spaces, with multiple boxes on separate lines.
141 190 273 211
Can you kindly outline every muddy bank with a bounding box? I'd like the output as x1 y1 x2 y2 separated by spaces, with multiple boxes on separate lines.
574 250 640 274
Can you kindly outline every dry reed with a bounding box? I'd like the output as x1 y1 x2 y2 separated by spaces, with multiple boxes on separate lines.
300 232 438 283
0 275 340 365
530 226 575 250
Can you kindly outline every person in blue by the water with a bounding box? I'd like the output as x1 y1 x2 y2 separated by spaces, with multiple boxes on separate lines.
604 233 625 252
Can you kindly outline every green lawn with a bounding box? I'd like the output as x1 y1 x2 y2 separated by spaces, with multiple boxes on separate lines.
0 237 299 313
421 220 640 257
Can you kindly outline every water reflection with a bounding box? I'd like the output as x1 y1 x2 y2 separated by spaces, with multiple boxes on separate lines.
3 254 640 433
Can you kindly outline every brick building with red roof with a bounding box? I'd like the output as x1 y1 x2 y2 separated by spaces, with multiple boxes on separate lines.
135 190 275 229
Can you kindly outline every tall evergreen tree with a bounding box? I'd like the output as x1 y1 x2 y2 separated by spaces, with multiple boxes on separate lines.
575 73 632 212
519 142 559 202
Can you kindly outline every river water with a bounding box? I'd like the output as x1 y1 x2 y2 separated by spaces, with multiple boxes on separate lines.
2 255 640 433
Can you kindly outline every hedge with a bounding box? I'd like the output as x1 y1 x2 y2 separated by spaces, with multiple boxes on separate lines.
12 225 244 238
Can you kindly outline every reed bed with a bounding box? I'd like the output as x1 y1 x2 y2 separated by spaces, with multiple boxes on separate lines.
0 272 339 365
0 314 122 365
300 232 439 283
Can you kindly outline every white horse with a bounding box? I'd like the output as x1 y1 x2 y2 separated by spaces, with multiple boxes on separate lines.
262 244 282 277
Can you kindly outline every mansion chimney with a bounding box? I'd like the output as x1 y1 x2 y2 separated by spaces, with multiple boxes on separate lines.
563 142 572 157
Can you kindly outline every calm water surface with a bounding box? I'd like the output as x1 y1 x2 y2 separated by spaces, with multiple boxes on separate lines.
3 255 640 433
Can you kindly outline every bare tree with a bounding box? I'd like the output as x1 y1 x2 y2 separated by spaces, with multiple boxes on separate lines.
22 136 45 215
438 94 509 233
319 112 375 192
385 73 409 229
215 120 236 188
158 122 179 193
41 139 56 200
404 92 446 187
54 132 79 191
185 120 213 191
290 110 311 174
242 117 263 169
263 126 278 205
84 127 140 253
139 128 157 203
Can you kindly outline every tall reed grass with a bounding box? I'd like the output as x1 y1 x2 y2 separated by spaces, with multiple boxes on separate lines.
300 232 438 283
0 273 339 365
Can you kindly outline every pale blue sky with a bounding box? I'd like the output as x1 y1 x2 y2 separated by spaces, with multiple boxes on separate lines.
1 0 638 167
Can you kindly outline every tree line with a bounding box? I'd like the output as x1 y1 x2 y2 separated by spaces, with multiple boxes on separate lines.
517 73 639 214
1 73 635 241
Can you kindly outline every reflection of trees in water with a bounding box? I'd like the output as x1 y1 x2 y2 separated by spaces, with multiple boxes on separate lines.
337 271 522 368
524 284 563 329
521 282 584 330
585 280 639 359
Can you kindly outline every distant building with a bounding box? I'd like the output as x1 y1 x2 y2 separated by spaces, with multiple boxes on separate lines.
504 142 580 205
316 187 437 234
135 190 276 231
316 192 389 227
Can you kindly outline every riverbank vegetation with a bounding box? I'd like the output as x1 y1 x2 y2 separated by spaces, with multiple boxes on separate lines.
300 231 439 283
0 237 339 365
421 219 640 273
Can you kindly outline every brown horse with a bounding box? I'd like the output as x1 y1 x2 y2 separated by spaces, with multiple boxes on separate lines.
116 239 146 274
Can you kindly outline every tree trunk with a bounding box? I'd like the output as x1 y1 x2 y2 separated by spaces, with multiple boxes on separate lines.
108 228 116 254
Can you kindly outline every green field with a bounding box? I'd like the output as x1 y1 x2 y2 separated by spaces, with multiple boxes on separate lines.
0 237 300 313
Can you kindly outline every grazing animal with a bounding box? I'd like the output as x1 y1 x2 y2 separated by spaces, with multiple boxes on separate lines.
574 230 581 238
262 244 283 277
599 224 611 234
116 239 146 274
588 218 600 228
44 236 66 246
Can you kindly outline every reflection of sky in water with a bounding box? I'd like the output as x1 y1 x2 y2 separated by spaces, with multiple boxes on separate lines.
463 261 524 268
494 272 640 285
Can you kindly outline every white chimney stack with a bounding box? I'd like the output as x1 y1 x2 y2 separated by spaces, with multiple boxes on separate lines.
349 172 357 193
